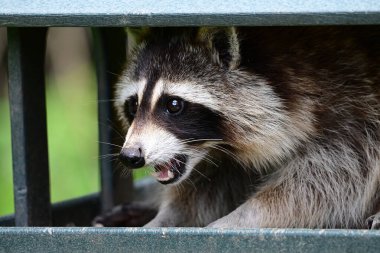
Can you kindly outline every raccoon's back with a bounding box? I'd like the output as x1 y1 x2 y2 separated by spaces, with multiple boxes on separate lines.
238 26 380 80
238 26 380 137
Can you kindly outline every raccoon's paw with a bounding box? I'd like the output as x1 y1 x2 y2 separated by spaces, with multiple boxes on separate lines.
206 214 251 228
92 202 157 227
207 220 231 229
366 212 380 230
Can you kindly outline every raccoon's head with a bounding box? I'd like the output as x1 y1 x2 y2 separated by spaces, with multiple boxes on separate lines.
115 27 312 184
114 27 241 184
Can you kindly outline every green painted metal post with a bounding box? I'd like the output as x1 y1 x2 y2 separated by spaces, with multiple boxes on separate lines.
92 28 133 213
7 27 51 226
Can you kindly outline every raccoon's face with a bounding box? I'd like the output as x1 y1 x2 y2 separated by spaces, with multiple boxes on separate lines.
117 78 225 184
114 28 240 184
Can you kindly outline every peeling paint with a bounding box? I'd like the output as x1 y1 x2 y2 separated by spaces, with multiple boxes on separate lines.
43 228 53 235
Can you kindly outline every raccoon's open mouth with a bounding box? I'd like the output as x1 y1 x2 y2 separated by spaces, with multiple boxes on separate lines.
153 154 187 184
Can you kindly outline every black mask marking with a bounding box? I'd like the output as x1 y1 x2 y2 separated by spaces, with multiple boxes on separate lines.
154 94 224 144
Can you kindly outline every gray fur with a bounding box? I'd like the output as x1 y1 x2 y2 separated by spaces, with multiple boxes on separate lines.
115 27 380 228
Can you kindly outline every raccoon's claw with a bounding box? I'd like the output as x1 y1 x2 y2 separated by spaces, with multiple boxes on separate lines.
92 202 157 227
366 212 380 229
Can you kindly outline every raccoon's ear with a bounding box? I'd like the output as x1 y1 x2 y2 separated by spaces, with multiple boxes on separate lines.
197 27 240 69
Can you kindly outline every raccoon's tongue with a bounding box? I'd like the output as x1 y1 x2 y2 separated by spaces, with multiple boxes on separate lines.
153 160 175 181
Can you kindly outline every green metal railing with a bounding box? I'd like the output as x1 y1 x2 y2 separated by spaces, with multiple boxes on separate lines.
1 227 379 253
1 27 132 227
1 0 380 26
1 0 380 252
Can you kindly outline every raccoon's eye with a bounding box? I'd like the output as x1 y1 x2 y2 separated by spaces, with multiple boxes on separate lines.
125 96 138 118
166 97 185 115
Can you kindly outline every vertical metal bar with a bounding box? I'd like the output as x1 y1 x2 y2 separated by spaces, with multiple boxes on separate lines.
7 27 51 226
92 28 133 213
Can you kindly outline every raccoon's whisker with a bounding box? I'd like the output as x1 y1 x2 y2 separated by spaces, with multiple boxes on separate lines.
98 153 119 159
182 147 207 160
179 138 224 145
98 141 124 149
192 168 211 182
202 152 220 166
178 138 200 145
99 157 120 164
180 138 197 142
174 184 184 197
106 119 126 140
172 161 191 189
184 148 220 167
171 157 185 166
192 153 219 168
209 145 248 170
97 99 118 103
153 158 164 165
210 144 239 160
113 161 129 177
198 155 219 167
144 169 151 177
106 70 122 77
99 119 125 140
118 162 134 178
121 167 132 178
184 177 197 191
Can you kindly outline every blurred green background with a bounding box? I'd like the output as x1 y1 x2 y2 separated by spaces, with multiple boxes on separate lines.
1 65 100 216
0 28 147 216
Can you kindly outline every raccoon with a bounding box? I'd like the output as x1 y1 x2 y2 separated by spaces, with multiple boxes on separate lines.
106 27 380 229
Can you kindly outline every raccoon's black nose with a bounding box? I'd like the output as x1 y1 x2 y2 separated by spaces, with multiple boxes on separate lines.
119 146 145 169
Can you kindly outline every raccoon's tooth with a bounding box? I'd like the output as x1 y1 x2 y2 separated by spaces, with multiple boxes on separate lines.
152 165 170 181
168 169 174 179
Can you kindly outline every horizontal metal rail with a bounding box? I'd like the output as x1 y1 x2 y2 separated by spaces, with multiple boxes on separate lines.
0 0 380 26
1 227 380 253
